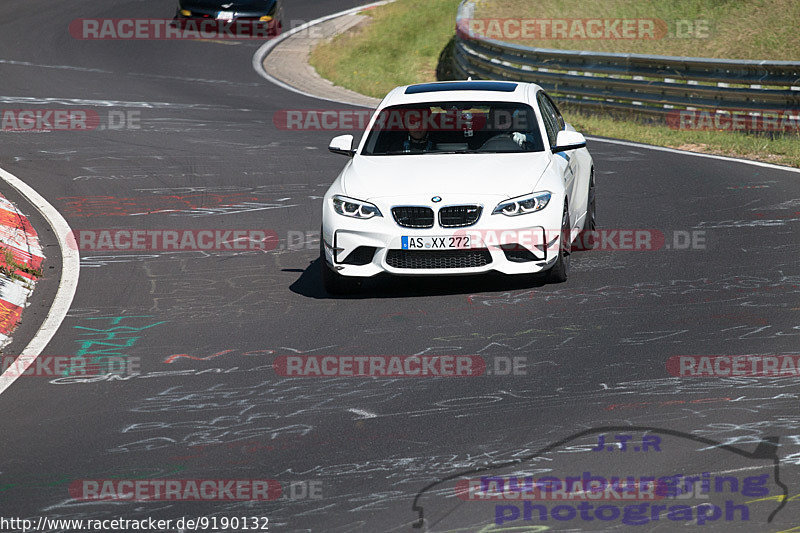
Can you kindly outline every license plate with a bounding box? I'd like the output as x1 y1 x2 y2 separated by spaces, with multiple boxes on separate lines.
401 236 472 250
216 11 235 20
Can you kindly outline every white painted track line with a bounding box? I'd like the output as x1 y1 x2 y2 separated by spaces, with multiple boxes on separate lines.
0 166 80 395
586 136 800 174
252 0 396 106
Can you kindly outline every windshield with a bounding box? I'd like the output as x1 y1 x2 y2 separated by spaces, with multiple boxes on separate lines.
361 101 545 155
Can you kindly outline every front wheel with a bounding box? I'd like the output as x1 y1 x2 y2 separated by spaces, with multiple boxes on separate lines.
576 169 597 251
545 206 570 284
583 169 596 232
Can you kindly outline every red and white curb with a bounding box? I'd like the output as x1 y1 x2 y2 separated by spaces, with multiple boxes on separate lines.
0 166 78 396
0 192 45 349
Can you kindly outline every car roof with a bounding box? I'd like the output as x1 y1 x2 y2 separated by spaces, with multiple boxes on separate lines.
381 80 540 107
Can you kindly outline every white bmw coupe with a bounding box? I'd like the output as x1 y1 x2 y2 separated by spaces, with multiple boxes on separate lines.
320 80 595 294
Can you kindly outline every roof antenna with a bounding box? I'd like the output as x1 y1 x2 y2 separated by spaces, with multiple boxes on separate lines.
467 76 472 81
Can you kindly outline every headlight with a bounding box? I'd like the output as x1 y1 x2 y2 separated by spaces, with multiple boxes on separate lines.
332 195 382 219
492 191 551 216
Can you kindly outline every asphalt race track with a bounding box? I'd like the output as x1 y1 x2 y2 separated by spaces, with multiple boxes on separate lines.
1 1 800 532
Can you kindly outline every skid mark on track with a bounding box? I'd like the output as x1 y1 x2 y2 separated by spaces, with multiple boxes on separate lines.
163 349 237 364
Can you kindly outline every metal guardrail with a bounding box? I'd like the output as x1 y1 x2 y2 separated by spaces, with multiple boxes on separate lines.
452 0 800 119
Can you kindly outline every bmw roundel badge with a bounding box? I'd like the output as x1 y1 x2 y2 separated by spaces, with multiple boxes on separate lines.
432 196 442 203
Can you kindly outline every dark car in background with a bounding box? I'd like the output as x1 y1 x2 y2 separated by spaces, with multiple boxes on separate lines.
174 0 284 37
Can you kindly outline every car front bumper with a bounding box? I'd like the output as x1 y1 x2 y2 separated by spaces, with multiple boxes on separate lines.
322 197 564 278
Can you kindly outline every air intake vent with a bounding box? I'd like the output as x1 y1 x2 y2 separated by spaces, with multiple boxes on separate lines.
386 249 492 269
392 206 435 228
439 205 482 227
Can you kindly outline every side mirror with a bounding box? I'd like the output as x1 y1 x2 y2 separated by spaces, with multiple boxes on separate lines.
552 130 586 153
329 134 355 157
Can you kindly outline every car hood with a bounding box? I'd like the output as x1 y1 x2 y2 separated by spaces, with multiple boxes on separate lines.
342 153 551 201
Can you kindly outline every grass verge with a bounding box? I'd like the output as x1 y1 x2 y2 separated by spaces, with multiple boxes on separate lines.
311 0 461 99
1 248 41 284
309 0 800 168
564 106 800 168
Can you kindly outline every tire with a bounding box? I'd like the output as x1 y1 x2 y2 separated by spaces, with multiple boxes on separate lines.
583 169 596 232
545 205 570 284
577 169 597 251
320 239 359 295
